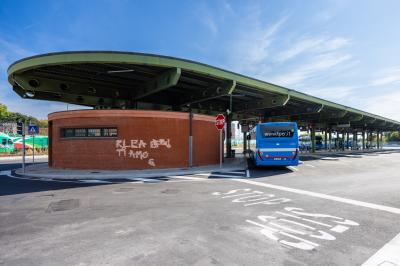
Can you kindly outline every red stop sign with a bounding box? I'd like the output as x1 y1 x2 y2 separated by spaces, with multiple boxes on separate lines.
215 114 225 130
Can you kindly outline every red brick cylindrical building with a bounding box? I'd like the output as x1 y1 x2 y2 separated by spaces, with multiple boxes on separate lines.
48 110 220 170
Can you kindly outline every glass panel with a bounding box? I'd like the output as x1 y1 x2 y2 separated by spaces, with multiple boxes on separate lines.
102 128 117 137
88 128 101 137
74 128 87 137
63 128 74 138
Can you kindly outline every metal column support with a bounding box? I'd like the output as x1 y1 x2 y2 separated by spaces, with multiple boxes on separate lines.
311 125 316 153
342 132 345 151
377 131 380 149
188 108 193 167
324 130 328 150
243 132 247 152
369 131 373 149
328 130 332 152
225 112 232 158
352 131 357 150
362 131 365 150
346 132 350 150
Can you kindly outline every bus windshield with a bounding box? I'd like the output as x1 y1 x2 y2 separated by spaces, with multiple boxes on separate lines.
260 124 295 138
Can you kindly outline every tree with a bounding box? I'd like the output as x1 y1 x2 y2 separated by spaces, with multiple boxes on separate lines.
388 132 400 141
0 103 9 118
0 102 48 128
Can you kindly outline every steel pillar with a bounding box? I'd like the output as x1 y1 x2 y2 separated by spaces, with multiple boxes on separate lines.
311 125 316 153
226 113 232 158
324 130 328 150
377 131 380 149
362 131 365 150
188 108 193 167
369 131 373 149
243 131 247 152
328 130 332 151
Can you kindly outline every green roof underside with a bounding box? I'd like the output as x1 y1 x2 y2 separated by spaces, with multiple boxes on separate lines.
7 51 400 131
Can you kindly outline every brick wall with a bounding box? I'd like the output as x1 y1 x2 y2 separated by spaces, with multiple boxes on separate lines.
48 110 219 170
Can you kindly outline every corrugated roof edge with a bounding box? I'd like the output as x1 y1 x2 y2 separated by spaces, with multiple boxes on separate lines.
7 51 400 126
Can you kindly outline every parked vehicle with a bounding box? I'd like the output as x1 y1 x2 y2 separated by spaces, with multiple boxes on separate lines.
248 122 299 167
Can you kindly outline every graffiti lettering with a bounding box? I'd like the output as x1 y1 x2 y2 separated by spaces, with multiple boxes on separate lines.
115 138 172 167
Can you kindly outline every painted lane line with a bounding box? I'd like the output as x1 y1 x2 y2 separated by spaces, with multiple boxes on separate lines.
320 157 339 161
127 177 161 183
233 179 400 215
304 164 315 168
0 170 12 176
79 180 112 184
362 232 400 266
196 173 245 178
287 166 298 172
167 175 206 180
225 171 246 174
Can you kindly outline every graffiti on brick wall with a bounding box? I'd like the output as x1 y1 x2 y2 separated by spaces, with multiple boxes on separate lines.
115 138 171 167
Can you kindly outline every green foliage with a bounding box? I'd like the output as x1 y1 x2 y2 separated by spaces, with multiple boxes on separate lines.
388 131 400 141
0 102 48 128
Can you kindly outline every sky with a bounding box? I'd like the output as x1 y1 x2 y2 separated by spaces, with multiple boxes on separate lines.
0 0 400 120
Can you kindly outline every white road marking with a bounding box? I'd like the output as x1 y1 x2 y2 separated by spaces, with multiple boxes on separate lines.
362 232 400 266
304 164 315 168
287 166 298 172
276 211 333 227
279 218 316 230
234 179 400 215
320 157 339 161
0 170 11 176
196 173 245 178
167 175 206 180
128 177 161 183
330 225 349 233
225 171 246 174
79 180 112 184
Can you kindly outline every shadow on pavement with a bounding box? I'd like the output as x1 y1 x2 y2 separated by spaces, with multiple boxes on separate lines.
0 175 112 196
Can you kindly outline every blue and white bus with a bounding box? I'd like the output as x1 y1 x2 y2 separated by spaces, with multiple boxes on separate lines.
252 122 299 166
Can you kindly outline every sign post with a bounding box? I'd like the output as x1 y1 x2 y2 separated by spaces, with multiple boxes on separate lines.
28 125 39 165
215 114 225 169
17 121 25 173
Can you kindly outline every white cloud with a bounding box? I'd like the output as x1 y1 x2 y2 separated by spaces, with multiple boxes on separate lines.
227 14 289 73
269 53 353 87
303 85 358 101
361 90 400 121
202 15 219 35
370 67 400 86
276 36 350 63
276 37 325 62
0 38 33 59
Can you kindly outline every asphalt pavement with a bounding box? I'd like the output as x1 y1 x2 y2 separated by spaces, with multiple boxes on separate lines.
1 150 400 265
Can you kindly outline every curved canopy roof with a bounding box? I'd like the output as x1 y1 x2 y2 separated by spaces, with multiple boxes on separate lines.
7 51 400 131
